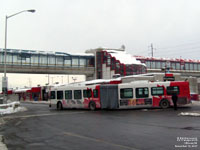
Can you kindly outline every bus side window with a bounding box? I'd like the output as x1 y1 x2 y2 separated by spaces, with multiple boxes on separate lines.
93 89 98 98
83 90 87 98
50 91 56 99
83 89 92 98
74 90 82 99
65 90 72 100
151 87 164 96
136 87 149 98
57 91 63 100
120 88 133 99
167 86 179 95
87 90 92 98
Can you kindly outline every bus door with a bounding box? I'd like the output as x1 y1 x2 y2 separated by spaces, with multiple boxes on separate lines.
100 85 118 109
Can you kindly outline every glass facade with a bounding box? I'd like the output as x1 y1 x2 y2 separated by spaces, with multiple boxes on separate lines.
0 49 94 68
64 56 71 66
136 58 200 71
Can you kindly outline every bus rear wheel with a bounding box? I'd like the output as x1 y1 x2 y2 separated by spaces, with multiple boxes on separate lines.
57 102 63 110
160 99 170 109
89 101 96 111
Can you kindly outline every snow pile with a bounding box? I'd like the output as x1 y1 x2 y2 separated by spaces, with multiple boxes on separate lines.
0 102 26 115
192 101 200 106
0 135 7 150
179 112 200 117
107 50 143 65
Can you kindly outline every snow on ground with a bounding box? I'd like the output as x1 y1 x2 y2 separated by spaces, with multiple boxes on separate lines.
0 102 25 150
0 102 26 115
179 101 200 117
179 112 200 117
191 100 200 106
0 135 7 150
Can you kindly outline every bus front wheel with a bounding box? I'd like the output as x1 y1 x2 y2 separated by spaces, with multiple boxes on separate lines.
57 102 63 110
160 99 170 109
89 101 96 111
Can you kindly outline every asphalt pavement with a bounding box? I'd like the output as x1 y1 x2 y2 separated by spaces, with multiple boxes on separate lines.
0 102 200 150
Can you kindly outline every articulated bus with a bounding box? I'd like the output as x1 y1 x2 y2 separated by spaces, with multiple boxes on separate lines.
49 81 191 110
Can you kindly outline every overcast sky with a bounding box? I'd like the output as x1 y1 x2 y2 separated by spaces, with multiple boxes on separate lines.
1 0 200 89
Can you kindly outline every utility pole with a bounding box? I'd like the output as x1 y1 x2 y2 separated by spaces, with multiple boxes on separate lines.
150 43 154 57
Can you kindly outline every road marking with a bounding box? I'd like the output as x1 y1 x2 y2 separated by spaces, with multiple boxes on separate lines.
2 112 85 120
63 131 140 150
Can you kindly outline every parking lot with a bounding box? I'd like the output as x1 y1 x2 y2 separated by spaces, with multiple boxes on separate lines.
0 102 199 150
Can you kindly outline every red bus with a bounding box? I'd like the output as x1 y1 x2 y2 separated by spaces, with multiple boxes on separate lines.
49 80 191 110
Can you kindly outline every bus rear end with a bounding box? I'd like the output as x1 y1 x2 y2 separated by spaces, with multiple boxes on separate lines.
169 81 191 106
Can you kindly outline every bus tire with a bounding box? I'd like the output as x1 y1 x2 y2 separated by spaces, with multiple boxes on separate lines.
57 102 63 110
160 99 170 109
89 101 96 111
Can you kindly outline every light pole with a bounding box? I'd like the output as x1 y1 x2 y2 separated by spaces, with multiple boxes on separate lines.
51 77 55 85
61 76 64 84
68 75 70 84
2 9 36 103
72 77 77 83
46 74 50 85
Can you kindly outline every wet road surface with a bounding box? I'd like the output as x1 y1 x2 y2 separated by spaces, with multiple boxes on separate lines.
0 102 200 150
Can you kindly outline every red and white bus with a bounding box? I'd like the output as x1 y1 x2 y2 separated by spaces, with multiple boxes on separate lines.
49 84 101 110
49 80 191 110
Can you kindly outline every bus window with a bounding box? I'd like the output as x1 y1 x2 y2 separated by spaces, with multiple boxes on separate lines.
151 87 164 96
167 86 179 95
74 90 82 99
93 89 98 98
83 89 92 98
65 90 72 99
136 88 149 98
120 88 133 98
57 91 63 99
50 91 56 99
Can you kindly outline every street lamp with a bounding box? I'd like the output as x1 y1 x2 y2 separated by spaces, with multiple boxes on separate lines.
46 74 50 85
2 9 36 103
72 77 77 83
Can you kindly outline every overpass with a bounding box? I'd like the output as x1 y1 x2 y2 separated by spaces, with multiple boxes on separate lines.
147 69 200 78
0 49 95 80
135 56 200 78
0 48 200 80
